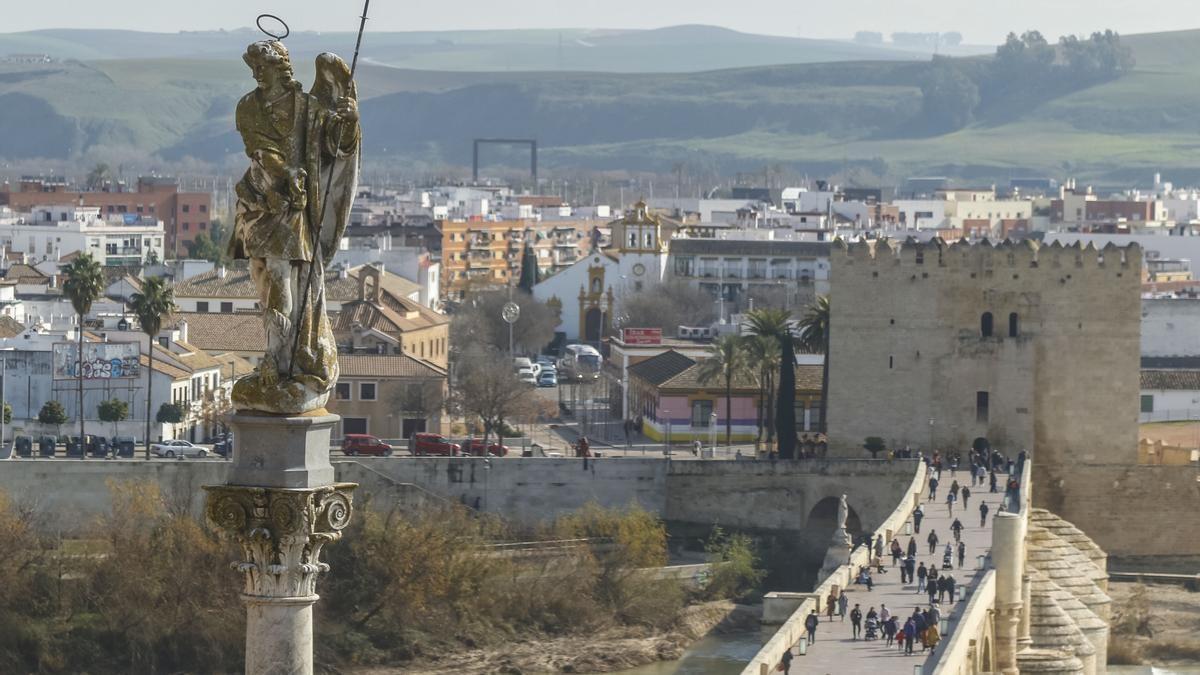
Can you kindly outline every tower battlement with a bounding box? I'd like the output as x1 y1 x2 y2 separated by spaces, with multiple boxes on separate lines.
833 236 1142 275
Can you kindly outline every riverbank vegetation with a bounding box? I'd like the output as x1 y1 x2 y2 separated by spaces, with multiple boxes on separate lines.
0 484 764 673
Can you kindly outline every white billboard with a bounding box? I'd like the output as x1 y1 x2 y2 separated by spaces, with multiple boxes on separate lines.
52 342 141 380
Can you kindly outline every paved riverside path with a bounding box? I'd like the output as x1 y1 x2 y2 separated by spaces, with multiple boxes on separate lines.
787 466 999 674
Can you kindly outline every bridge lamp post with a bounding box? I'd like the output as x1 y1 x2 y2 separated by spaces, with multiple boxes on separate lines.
709 411 717 457
796 639 807 656
928 417 935 453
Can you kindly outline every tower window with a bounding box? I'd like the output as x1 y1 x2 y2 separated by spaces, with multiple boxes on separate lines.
1008 312 1019 338
976 391 989 423
980 312 994 337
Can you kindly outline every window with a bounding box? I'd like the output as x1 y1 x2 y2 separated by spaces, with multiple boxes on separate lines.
976 391 989 424
182 222 190 231
343 417 367 435
182 204 190 213
196 301 209 313
691 400 713 428
1008 312 1019 338
889 355 894 369
980 312 994 337
199 204 207 213
199 222 207 230
219 302 233 313
335 383 351 400
359 383 376 401
1141 395 1154 413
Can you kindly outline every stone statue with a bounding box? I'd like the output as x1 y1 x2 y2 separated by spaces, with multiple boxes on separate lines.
228 40 361 414
836 494 849 533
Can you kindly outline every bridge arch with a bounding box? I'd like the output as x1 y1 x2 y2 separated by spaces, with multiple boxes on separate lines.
806 495 864 544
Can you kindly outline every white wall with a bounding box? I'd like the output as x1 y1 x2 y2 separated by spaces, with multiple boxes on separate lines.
1140 388 1200 423
1142 298 1200 357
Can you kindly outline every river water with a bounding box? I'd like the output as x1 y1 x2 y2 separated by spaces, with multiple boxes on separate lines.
597 628 771 675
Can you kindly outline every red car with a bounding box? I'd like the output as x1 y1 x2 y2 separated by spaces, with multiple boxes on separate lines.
412 433 461 456
462 439 509 457
342 434 394 457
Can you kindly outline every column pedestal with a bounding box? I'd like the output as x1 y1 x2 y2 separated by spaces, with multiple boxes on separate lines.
205 410 355 675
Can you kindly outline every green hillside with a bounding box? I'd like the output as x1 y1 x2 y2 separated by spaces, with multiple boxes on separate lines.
0 27 1198 183
0 26 941 72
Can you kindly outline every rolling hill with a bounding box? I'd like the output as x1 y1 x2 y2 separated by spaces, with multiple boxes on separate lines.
1 27 1199 183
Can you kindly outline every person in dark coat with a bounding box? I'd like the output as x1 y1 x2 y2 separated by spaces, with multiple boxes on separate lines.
850 604 863 640
962 485 971 510
928 529 939 554
907 536 918 558
903 617 917 654
916 562 928 593
957 540 966 569
780 647 793 675
914 505 925 533
980 501 990 527
947 574 958 602
804 609 819 644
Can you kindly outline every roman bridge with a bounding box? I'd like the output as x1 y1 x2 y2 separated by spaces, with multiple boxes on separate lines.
743 459 1113 675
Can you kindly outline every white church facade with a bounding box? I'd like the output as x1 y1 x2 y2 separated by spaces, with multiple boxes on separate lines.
533 201 673 344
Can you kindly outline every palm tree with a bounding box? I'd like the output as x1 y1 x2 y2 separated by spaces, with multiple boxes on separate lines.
745 308 792 450
798 295 830 435
85 162 111 190
130 277 176 460
695 334 751 449
62 253 105 459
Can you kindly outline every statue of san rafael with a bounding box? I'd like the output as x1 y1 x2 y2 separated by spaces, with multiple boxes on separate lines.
228 39 361 414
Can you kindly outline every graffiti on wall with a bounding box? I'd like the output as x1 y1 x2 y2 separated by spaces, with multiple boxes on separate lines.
52 342 141 380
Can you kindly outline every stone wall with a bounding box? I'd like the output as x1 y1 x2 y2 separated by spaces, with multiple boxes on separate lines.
0 459 229 530
1038 462 1200 566
0 457 920 539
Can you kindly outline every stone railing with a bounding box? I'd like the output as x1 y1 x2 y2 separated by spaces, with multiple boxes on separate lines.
740 459 927 675
930 569 997 675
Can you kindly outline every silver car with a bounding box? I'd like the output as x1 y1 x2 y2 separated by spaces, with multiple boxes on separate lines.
151 439 208 458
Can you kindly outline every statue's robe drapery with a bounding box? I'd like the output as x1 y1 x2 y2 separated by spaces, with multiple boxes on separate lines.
230 55 359 413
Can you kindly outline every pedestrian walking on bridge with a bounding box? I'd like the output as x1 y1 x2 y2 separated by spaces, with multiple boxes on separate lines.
980 501 990 527
837 590 848 621
962 485 971 510
946 490 957 516
957 540 966 569
927 529 939 554
951 517 964 542
850 604 863 640
804 609 819 644
913 505 925 533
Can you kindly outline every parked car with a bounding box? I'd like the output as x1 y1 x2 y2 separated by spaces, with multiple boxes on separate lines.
38 435 56 458
14 435 32 458
111 437 137 456
517 367 537 385
411 433 461 456
151 439 208 458
537 370 558 387
461 439 509 457
342 434 394 456
213 434 234 458
513 356 533 372
87 435 110 458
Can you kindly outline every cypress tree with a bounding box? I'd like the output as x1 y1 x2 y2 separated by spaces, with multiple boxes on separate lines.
775 335 797 459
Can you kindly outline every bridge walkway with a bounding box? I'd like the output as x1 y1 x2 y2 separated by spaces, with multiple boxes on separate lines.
790 468 999 674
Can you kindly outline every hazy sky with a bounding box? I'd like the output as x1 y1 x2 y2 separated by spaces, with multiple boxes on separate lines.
6 0 1198 44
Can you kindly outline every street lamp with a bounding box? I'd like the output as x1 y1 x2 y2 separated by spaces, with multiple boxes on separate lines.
928 417 935 453
501 300 520 357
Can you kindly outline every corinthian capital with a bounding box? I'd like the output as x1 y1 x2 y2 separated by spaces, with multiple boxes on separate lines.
204 483 356 599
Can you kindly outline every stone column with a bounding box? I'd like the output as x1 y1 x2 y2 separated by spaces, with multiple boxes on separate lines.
993 512 1025 675
205 412 355 675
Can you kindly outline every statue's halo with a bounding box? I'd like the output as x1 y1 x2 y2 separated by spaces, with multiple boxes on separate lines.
256 14 290 41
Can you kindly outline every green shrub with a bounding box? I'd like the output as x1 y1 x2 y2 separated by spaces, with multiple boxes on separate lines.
703 526 765 601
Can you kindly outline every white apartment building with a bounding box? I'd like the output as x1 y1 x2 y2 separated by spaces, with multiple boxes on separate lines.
0 205 164 266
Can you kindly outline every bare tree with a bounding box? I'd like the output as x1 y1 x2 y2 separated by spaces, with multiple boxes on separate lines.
450 289 558 356
451 347 540 447
620 281 718 336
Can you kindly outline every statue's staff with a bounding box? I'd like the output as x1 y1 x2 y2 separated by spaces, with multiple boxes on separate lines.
286 0 370 378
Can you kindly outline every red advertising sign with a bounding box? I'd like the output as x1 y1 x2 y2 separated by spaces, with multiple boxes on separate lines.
623 328 663 345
